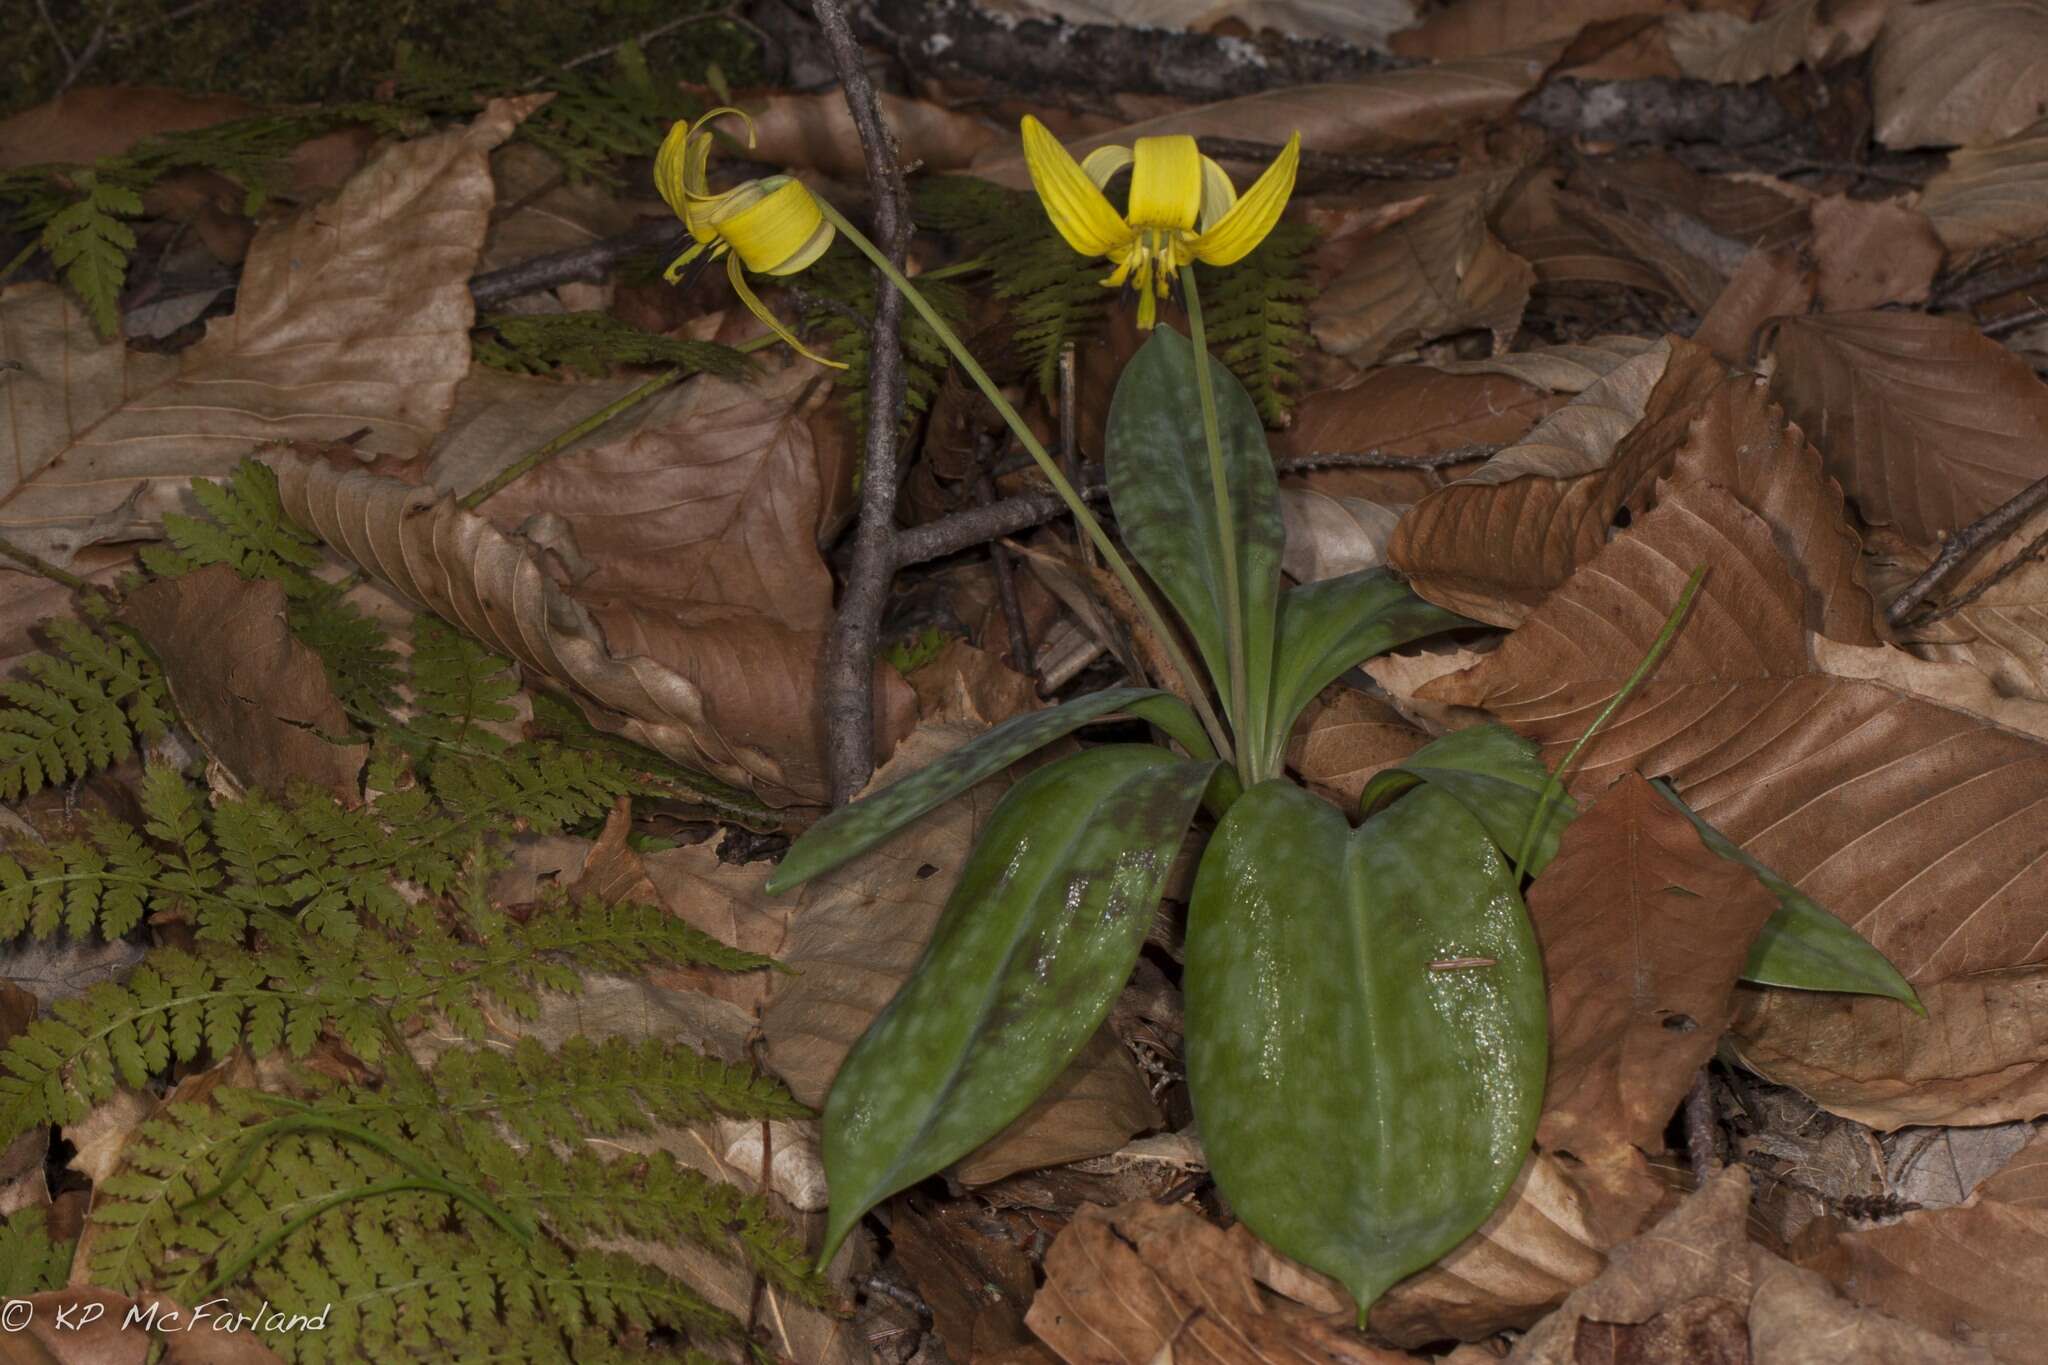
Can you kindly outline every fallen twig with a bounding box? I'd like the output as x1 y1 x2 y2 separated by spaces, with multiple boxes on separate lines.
1886 471 2048 626
467 220 687 311
813 0 914 805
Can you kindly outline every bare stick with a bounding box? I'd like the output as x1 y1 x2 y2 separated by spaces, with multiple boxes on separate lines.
1684 1068 1718 1185
1886 472 2048 626
813 0 912 805
467 220 686 310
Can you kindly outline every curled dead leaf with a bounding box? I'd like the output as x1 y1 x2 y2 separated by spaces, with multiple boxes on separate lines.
267 452 910 806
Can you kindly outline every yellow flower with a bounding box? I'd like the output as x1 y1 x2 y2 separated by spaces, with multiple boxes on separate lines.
655 107 844 368
1019 116 1300 329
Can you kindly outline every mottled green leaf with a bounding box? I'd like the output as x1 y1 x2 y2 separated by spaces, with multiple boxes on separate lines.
1653 780 1921 1011
819 744 1213 1263
1106 327 1284 739
766 687 1209 894
1262 570 1468 771
1185 780 1545 1320
1360 723 1576 877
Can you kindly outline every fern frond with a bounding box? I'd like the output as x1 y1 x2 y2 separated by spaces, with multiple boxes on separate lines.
915 176 1110 394
143 460 327 592
526 691 777 828
799 241 969 434
142 461 404 722
354 1036 806 1148
475 312 747 380
0 610 170 800
41 172 143 337
0 1207 74 1295
508 1145 825 1305
406 617 520 757
1200 221 1316 424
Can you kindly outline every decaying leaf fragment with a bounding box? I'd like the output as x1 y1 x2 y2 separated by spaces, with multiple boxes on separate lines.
119 565 365 801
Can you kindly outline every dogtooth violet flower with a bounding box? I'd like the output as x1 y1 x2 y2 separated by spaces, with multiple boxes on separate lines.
654 107 844 368
1019 116 1301 329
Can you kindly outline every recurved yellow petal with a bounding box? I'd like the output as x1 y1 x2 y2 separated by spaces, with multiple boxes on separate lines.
1189 131 1299 266
1196 155 1236 231
718 177 833 274
653 119 695 219
1021 115 1132 258
726 252 846 369
1080 144 1133 190
1127 135 1203 232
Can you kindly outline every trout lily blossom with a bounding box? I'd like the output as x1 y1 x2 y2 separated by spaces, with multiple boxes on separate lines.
654 107 843 368
1020 116 1301 328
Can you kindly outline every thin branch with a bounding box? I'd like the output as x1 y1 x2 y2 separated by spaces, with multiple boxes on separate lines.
467 220 686 311
813 0 913 805
1886 471 2048 626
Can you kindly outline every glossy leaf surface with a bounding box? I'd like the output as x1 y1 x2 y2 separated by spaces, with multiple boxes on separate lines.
1263 570 1468 771
767 687 1208 893
1184 779 1546 1320
1106 327 1284 738
819 744 1214 1262
1653 780 1922 1011
1359 723 1576 877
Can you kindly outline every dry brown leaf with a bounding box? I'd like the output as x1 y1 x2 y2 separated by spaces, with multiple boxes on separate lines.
1024 1199 1411 1365
1896 503 2048 702
475 142 640 306
1387 336 1699 627
1430 336 1663 393
1578 154 1813 260
1799 1130 2048 1362
1531 773 1779 1159
745 89 1000 178
1746 1248 1996 1364
1309 170 1534 365
1571 1295 1749 1364
1278 487 1404 582
415 369 649 502
118 566 366 801
1369 1149 1625 1346
1665 0 1896 83
0 100 537 566
1920 120 2048 257
1421 482 2048 987
268 452 911 806
906 637 1042 727
1694 248 1815 366
0 86 257 168
888 1198 1040 1362
1497 171 1675 299
1390 0 1678 61
1767 310 2048 545
1727 968 2048 1129
972 50 1558 188
1504 1167 1754 1364
1279 366 1558 457
1285 688 1428 803
1810 194 1943 311
756 724 1161 1184
1872 0 2048 149
472 359 839 627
